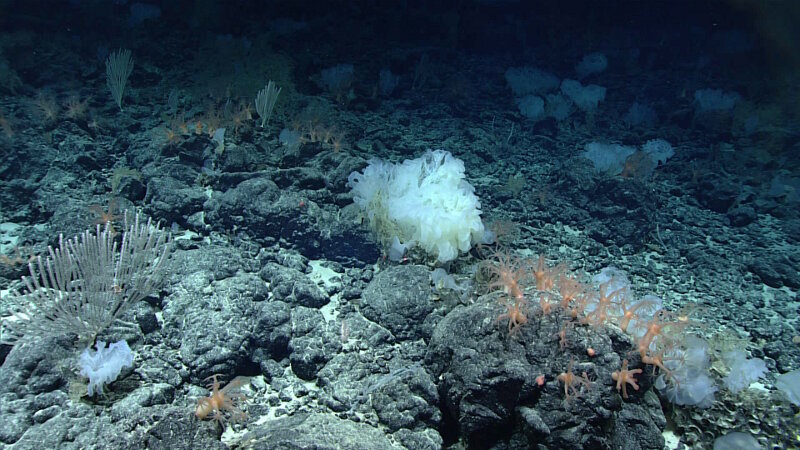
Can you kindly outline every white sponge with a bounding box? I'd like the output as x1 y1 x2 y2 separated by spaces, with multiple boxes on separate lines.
80 340 134 397
348 150 485 263
721 350 768 393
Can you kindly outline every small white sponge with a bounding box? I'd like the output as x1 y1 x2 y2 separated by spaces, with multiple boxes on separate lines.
80 340 134 397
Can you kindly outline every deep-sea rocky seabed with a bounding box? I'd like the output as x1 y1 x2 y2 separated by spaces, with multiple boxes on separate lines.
0 1 798 449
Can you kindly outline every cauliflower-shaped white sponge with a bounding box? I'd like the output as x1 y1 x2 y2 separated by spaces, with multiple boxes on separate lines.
348 149 485 263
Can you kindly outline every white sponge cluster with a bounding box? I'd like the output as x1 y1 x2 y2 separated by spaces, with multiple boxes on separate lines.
348 150 485 263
